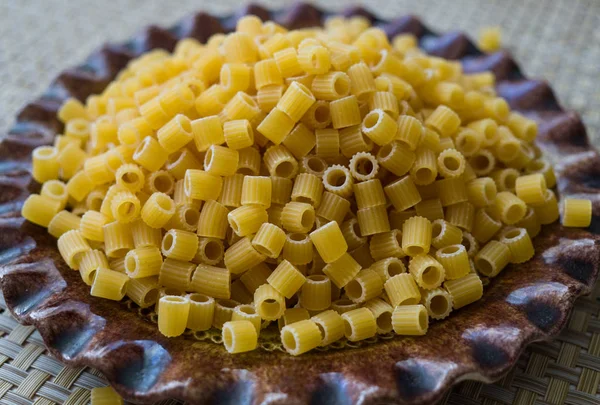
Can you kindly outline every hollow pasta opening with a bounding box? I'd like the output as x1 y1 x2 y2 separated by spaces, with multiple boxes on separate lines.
218 299 239 309
414 167 435 184
238 91 258 109
378 143 393 159
223 325 233 350
352 220 361 237
429 295 449 316
144 288 160 306
106 151 124 172
333 74 350 97
155 193 174 212
345 279 362 301
421 266 441 286
431 221 443 238
314 104 330 124
184 208 200 226
125 255 137 274
162 233 174 251
418 307 428 330
46 181 66 198
484 181 496 201
34 146 57 158
88 196 103 211
443 156 460 171
260 299 282 318
289 233 308 242
471 154 492 172
404 245 424 257
204 240 223 261
109 248 129 258
498 142 519 159
461 236 471 252
163 296 187 304
363 111 381 130
300 209 315 229
275 161 295 178
308 274 328 282
315 322 326 340
164 288 184 296
295 196 313 205
326 169 347 187
121 171 140 186
87 270 97 284
204 148 214 167
387 260 405 277
399 296 420 306
254 244 274 257
238 305 255 315
440 245 460 256
505 205 525 223
343 318 353 337
356 157 375 177
334 298 354 309
503 228 523 240
307 156 326 174
189 293 210 303
394 230 402 246
118 201 137 218
476 258 494 276
281 328 297 351
153 173 173 193
377 311 392 331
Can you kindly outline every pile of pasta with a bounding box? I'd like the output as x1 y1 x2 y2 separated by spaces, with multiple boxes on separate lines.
21 15 592 356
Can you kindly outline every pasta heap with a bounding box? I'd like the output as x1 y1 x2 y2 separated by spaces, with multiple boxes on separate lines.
21 15 593 356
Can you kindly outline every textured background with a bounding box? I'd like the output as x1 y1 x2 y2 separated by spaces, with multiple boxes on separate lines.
0 1 599 404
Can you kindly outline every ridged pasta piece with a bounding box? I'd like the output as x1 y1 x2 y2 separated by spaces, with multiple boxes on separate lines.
223 320 258 353
110 190 141 223
227 205 268 237
348 152 379 182
239 263 271 294
191 115 224 152
454 128 482 157
425 105 461 137
316 192 350 224
48 210 81 238
312 71 351 100
282 123 316 160
301 100 331 129
310 309 344 345
126 277 160 308
347 62 376 101
410 147 438 186
474 240 511 278
115 163 145 193
192 237 224 266
203 145 239 177
349 242 375 269
361 109 396 145
300 275 331 311
409 254 445 289
251 223 286 258
282 233 314 265
357 205 390 236
187 294 215 331
466 177 497 208
330 95 361 129
532 189 559 225
197 200 230 239
353 179 385 211
66 171 95 202
133 136 168 172
278 307 311 331
402 216 432 257
471 208 503 244
370 257 407 283
435 244 470 280
161 229 198 262
345 269 384 303
444 273 483 309
362 298 393 334
145 170 175 196
384 273 421 306
340 218 367 250
515 173 547 205
525 159 556 189
392 304 428 335
281 201 315 233
310 221 348 263
376 141 415 177
158 258 195 291
257 107 296 145
389 208 417 230
254 284 285 320
125 246 163 278
490 192 527 225
263 145 299 179
437 177 468 207
213 299 241 329
415 199 445 221
342 307 377 341
91 268 129 301
446 201 475 232
369 229 404 261
41 180 68 210
103 221 134 258
167 204 200 233
267 260 306 298
280 319 322 355
437 149 466 178
322 165 353 198
158 295 190 337
190 264 231 299
231 304 261 333
514 207 541 238
499 227 535 264
323 253 362 288
562 198 592 228
315 128 340 159
291 173 324 207
384 175 421 211
339 125 373 158
422 288 453 320
78 249 108 286
223 119 254 150
241 176 272 208
184 170 223 201
395 115 423 151
222 92 261 122
157 114 193 153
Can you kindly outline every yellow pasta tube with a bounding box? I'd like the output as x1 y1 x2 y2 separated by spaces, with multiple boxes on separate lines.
224 237 266 274
159 258 195 291
203 145 239 177
156 114 193 154
187 293 215 331
185 170 223 202
435 244 470 280
409 254 445 289
57 143 87 180
444 273 483 309
315 128 340 159
282 233 314 265
331 298 360 315
281 319 322 355
437 177 468 207
124 246 162 279
339 125 374 158
267 260 306 298
274 47 303 77
345 269 384 303
474 240 511 277
263 145 299 179
257 84 284 113
323 253 361 288
311 71 351 101
361 109 397 145
310 309 344 346
191 115 224 152
385 273 421 306
213 299 240 329
167 203 200 233
281 201 315 233
222 92 261 122
32 146 61 183
219 174 244 208
421 288 453 320
357 204 390 236
282 123 316 160
369 91 399 119
277 81 316 122
446 201 476 232
48 210 81 238
241 176 272 208
342 307 377 342
499 227 535 263
193 237 224 266
471 208 503 244
78 211 107 242
369 229 404 261
410 147 438 186
527 188 558 225
65 171 94 202
145 170 175 196
110 190 141 223
161 229 198 262
454 128 483 157
401 216 432 257
425 105 461 138
78 249 108 285
220 63 251 92
240 263 272 294
437 148 466 179
384 175 421 211
466 177 497 208
126 276 160 309
300 275 331 311
415 199 445 221
490 191 527 225
298 45 331 75
115 163 145 193
322 165 353 198
91 267 129 301
389 208 417 230
395 115 424 151
277 307 310 330
301 100 332 129
158 295 190 337
223 119 254 150
222 320 257 353
133 136 168 172
515 207 541 238
310 221 348 263
228 205 268 236
526 159 556 189
291 173 323 207
347 62 376 100
57 230 91 269
316 192 350 224
562 198 592 228
252 223 286 258
515 173 547 205
257 107 296 145
370 257 406 283
330 95 361 129
392 304 428 336
197 200 229 239
231 304 261 333
141 192 176 228
430 219 463 249
254 284 285 320
190 264 231 299
348 152 379 182
362 298 393 334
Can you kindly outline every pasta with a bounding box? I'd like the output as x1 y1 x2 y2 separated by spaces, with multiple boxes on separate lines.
357 204 390 236
252 223 286 258
91 268 129 301
204 145 239 177
342 307 377 341
197 200 230 239
361 109 397 146
282 232 314 265
409 254 445 289
444 273 483 309
421 288 453 320
267 260 306 298
392 305 428 335
446 201 475 232
125 246 163 278
369 229 404 261
283 123 316 159
415 199 445 221
241 176 272 208
348 152 379 182
190 264 231 299
187 294 215 331
322 164 353 198
345 269 384 303
330 95 361 129
161 229 198 262
499 227 535 263
48 210 81 238
310 221 348 263
323 253 362 288
213 299 240 329
277 307 310 330
300 275 331 311
223 320 258 353
281 319 322 355
281 201 315 233
471 208 503 244
376 141 415 177
384 274 421 306
158 295 190 337
339 125 373 158
159 258 196 291
562 198 592 228
384 175 421 211
91 386 123 405
316 191 351 224
402 216 432 257
254 284 285 320
224 237 266 274
291 173 324 207
126 277 160 309
490 191 527 225
315 128 340 159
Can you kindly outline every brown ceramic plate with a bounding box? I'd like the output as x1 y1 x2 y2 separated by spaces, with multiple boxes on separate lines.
1 3 599 404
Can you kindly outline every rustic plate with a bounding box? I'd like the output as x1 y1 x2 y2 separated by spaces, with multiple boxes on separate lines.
0 3 599 404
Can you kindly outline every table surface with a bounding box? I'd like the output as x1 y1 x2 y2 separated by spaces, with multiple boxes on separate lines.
0 1 599 404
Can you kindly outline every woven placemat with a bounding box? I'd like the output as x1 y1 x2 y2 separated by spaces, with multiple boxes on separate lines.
0 1 599 404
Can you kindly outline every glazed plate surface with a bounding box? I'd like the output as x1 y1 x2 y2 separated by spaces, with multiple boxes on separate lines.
0 3 599 404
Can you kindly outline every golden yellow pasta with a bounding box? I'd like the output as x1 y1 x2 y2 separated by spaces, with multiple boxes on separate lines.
415 198 445 221
267 260 306 298
91 267 129 301
323 252 362 288
444 273 483 309
409 254 445 289
254 283 285 320
316 191 351 224
212 299 240 329
197 199 230 239
361 109 397 146
384 274 421 306
158 295 190 337
345 269 384 303
263 144 299 179
282 232 314 265
251 223 286 258
187 293 215 331
228 205 268 236
300 275 331 311
291 173 323 207
392 304 428 336
499 227 535 263
161 229 198 262
342 307 377 342
190 264 231 299
369 229 404 261
421 288 453 320
562 198 593 228
376 141 415 177
224 236 267 274
91 386 123 405
357 204 390 236
384 175 421 211
490 191 527 225
191 115 224 152
125 246 163 279
310 221 348 263
531 189 559 225
425 105 461 137
222 320 258 353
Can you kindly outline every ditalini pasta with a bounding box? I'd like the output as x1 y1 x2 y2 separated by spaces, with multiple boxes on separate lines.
23 16 588 356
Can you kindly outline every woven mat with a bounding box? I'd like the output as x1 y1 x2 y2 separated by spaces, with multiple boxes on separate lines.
0 1 599 404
